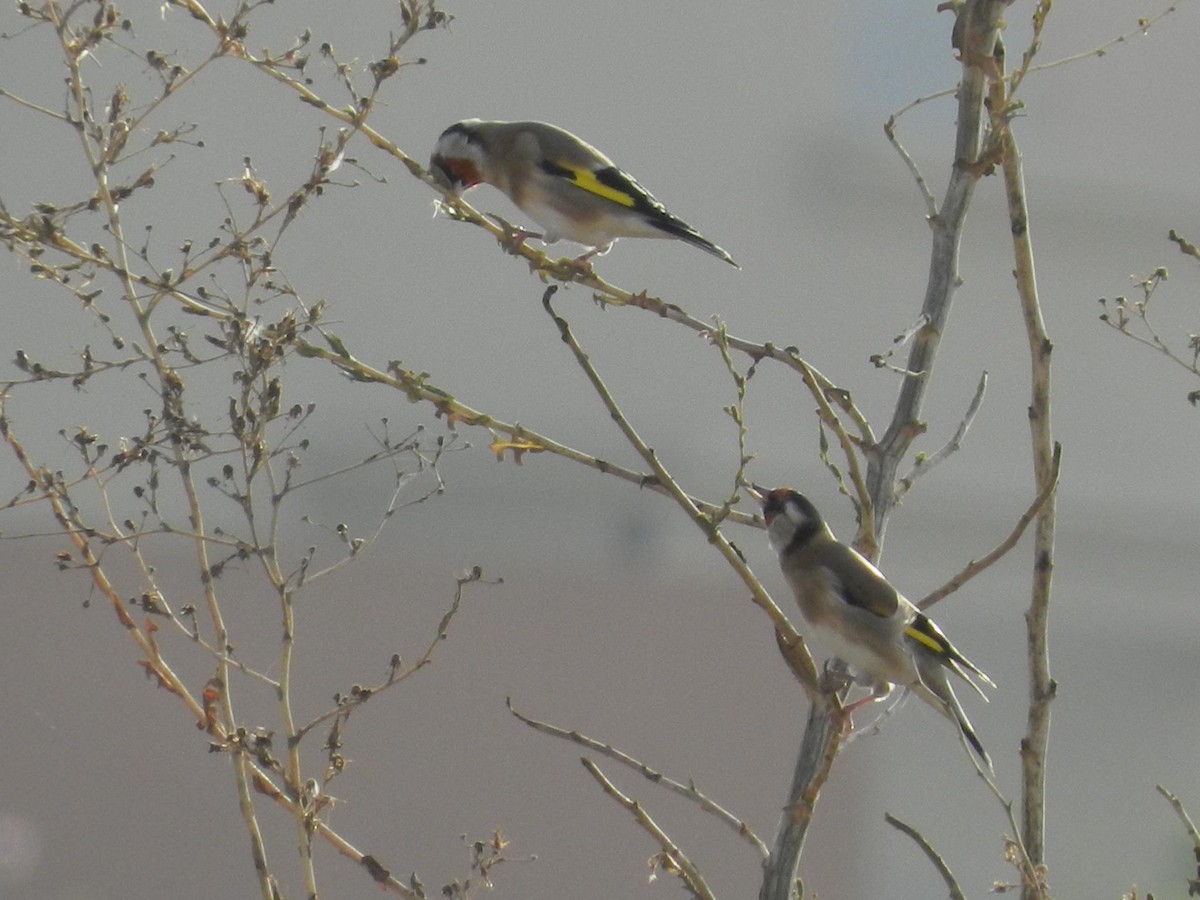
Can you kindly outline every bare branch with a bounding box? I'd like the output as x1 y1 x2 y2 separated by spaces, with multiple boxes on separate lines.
764 6 1011 897
884 813 968 900
508 698 769 860
246 761 421 899
1018 3 1181 81
895 370 988 503
291 567 494 746
1157 784 1200 850
540 286 821 693
296 330 762 528
1157 784 1200 896
581 758 716 900
918 442 1061 611
708 320 758 529
1100 263 1200 391
890 2 1182 128
885 116 939 217
990 45 1057 900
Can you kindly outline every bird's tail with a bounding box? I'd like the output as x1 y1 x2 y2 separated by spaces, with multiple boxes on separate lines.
906 611 995 699
650 214 740 268
912 661 993 773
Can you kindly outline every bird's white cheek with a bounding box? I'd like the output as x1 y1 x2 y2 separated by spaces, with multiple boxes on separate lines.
764 520 790 556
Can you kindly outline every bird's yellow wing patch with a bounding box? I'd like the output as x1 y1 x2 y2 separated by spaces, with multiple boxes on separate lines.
543 160 637 208
904 623 946 654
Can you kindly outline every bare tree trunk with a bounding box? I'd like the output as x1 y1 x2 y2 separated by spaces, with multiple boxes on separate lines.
759 4 1009 897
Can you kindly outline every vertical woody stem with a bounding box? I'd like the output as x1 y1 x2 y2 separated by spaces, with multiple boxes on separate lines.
990 56 1057 900
759 4 1009 898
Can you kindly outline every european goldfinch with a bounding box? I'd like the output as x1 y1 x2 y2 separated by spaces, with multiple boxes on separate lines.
752 486 995 769
429 119 739 267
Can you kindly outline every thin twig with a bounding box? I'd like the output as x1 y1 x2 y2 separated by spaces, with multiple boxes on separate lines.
795 358 876 555
580 758 716 900
507 698 769 860
884 117 939 217
1158 785 1200 847
296 333 760 528
2 407 206 720
289 468 439 586
709 320 757 528
292 568 488 745
870 313 931 377
1018 3 1180 81
1007 0 1052 96
884 813 968 900
919 442 1061 611
246 761 420 899
1100 265 1200 386
890 2 1182 125
1157 785 1200 900
895 371 987 503
6 4 500 898
90 463 281 687
540 286 820 693
3 154 872 524
866 0 1006 534
971 739 1044 892
0 86 69 120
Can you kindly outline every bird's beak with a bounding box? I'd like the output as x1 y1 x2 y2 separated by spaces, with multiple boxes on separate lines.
747 483 767 503
429 154 457 192
428 154 480 195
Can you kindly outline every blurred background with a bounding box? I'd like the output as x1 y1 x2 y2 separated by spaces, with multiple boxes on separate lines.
1 1 1198 897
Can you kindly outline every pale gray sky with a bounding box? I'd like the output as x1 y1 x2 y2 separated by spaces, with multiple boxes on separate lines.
2 2 1198 898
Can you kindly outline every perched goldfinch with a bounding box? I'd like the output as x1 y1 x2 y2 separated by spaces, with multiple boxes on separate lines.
752 486 995 770
429 119 739 267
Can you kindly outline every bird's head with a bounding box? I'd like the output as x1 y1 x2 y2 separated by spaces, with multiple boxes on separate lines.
429 119 486 194
749 485 824 555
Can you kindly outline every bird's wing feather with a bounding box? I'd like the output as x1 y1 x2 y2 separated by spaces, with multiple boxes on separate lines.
907 611 996 691
816 541 901 619
538 159 651 212
536 154 738 266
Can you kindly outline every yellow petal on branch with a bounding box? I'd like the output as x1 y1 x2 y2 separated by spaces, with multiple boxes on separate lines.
488 436 545 464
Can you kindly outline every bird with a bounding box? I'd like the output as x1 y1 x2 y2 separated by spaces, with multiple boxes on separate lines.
429 119 739 267
751 485 995 770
